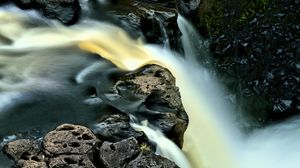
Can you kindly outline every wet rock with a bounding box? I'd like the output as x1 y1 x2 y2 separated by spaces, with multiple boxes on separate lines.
105 65 188 147
48 154 95 168
93 114 146 143
4 139 41 161
99 137 140 167
176 0 201 16
203 0 300 126
3 129 179 168
102 0 181 49
99 137 178 168
126 151 179 168
43 124 100 156
14 0 80 24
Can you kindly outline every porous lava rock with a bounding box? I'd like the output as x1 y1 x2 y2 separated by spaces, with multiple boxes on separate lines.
3 124 179 168
43 124 100 156
108 65 188 147
4 139 42 162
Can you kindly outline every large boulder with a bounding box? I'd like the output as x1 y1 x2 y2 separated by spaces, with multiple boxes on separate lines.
95 65 188 147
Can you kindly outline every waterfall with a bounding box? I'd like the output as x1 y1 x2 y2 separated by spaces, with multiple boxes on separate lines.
1 10 300 168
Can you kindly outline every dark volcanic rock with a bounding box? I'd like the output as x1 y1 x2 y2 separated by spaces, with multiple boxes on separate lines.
123 65 188 147
93 114 147 143
14 0 80 24
48 154 96 168
98 65 188 147
126 151 179 168
4 139 41 161
3 125 178 168
17 160 47 168
99 137 140 167
99 137 179 168
103 0 181 49
43 124 100 156
194 0 299 127
176 0 201 16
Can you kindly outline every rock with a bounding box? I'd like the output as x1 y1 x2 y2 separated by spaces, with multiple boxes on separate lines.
198 0 299 126
17 160 47 168
176 0 201 16
3 131 179 168
43 124 100 156
99 137 140 167
13 0 80 24
119 65 188 147
99 137 178 168
126 151 179 168
97 65 188 147
101 0 181 49
93 114 147 143
4 139 41 161
48 154 96 168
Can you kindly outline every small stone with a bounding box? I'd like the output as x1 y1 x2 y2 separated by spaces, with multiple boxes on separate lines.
4 139 41 161
93 114 145 142
43 124 99 156
17 160 47 168
99 137 140 167
126 151 179 168
48 154 96 168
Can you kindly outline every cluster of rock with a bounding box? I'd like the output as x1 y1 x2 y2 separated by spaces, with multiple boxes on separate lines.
4 124 178 168
1 65 187 167
202 0 299 126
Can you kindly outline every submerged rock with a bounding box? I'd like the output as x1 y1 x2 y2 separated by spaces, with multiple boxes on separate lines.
101 0 181 49
93 114 147 143
3 124 178 168
13 0 81 24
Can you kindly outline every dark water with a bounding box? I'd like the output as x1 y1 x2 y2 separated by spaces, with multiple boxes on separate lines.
0 44 127 166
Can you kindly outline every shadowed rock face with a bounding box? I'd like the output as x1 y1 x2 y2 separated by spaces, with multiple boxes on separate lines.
193 0 299 127
4 124 179 168
13 0 81 24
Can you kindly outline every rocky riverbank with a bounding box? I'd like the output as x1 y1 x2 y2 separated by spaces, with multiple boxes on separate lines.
1 65 187 167
4 124 178 168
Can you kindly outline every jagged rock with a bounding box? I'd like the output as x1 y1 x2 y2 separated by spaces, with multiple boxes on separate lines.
17 160 47 168
48 154 96 168
176 0 201 16
43 124 100 156
126 151 179 168
100 0 181 49
99 137 140 167
13 0 80 24
3 131 179 168
4 139 42 161
114 65 188 147
93 114 146 143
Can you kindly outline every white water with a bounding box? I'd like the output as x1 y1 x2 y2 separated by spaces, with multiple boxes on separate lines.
1 10 300 168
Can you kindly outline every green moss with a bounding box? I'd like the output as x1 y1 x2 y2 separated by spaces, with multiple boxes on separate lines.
139 143 151 151
236 0 270 24
195 0 271 36
197 0 224 36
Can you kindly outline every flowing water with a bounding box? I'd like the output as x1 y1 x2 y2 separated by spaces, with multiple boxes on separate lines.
0 5 300 168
